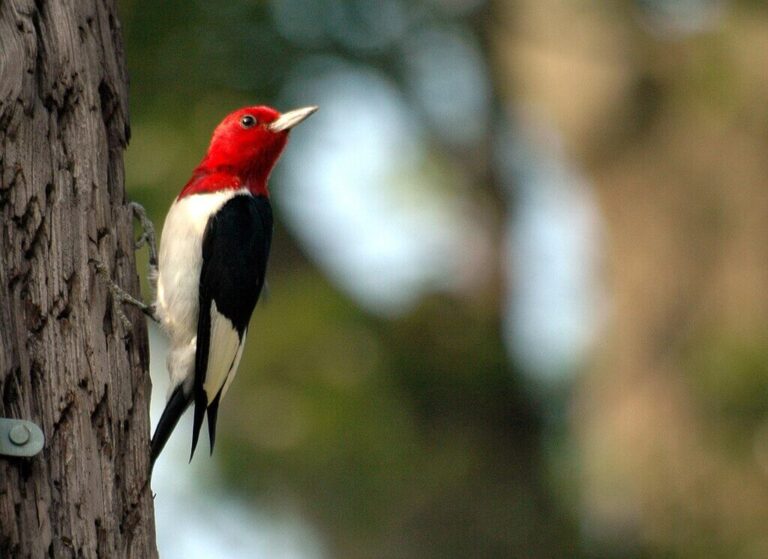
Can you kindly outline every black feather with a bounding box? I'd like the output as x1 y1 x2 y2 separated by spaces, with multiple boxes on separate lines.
207 391 222 454
190 378 207 462
189 194 272 461
150 385 191 469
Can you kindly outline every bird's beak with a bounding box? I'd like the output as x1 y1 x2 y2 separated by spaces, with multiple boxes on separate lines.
269 106 319 132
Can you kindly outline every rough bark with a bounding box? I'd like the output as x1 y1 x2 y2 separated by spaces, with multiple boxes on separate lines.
0 1 157 557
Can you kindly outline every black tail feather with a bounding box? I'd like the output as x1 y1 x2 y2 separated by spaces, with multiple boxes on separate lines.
190 384 207 462
150 385 191 469
206 391 222 455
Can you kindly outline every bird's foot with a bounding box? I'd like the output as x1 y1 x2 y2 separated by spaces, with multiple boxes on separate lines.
131 202 159 281
92 201 161 330
93 260 160 329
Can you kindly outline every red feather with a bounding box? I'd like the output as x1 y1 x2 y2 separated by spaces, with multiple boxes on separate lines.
178 106 290 199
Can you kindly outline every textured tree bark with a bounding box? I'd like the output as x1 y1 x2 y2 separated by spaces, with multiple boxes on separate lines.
0 1 157 557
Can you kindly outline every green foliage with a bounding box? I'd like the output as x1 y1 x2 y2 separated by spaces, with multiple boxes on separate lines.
121 0 768 557
686 332 768 433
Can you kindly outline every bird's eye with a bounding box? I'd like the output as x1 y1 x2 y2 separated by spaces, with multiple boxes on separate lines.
240 115 257 128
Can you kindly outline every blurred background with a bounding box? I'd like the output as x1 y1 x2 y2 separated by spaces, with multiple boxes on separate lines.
119 0 768 557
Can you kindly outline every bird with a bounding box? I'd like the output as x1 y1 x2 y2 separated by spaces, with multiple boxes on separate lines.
146 105 318 467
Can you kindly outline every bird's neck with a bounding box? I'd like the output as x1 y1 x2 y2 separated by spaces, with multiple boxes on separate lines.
177 166 270 199
178 134 288 199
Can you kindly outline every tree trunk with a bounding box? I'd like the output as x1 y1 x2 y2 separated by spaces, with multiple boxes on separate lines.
0 1 157 557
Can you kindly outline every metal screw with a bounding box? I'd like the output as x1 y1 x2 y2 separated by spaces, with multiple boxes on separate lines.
9 424 30 446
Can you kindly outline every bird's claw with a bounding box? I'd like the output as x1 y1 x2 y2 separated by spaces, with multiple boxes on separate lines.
93 259 160 328
131 202 159 275
91 201 162 331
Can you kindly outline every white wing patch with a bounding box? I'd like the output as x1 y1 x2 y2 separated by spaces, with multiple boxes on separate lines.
203 301 246 404
222 329 246 399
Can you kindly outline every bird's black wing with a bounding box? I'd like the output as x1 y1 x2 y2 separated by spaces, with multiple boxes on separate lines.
190 194 272 460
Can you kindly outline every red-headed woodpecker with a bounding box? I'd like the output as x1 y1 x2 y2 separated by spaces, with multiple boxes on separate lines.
148 105 318 466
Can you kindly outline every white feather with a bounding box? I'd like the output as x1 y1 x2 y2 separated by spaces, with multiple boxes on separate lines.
165 337 196 398
222 329 246 398
156 188 248 396
203 300 245 402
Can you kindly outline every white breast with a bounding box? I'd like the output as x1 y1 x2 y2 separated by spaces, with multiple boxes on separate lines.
156 188 248 391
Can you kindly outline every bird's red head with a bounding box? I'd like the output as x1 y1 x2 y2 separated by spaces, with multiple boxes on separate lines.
179 105 317 198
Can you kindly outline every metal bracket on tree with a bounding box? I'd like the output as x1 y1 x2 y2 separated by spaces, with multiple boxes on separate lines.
0 418 44 458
